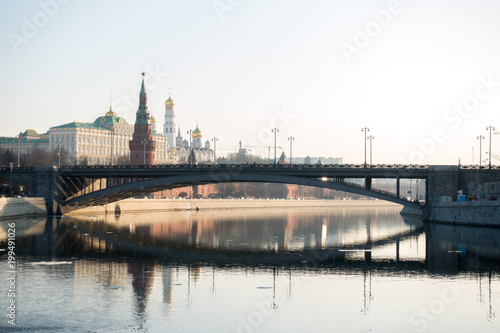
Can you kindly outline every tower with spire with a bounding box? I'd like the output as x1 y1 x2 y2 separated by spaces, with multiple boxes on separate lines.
129 72 157 165
163 88 176 151
175 126 183 149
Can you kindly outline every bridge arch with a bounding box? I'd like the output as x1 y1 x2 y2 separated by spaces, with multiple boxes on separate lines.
64 172 423 210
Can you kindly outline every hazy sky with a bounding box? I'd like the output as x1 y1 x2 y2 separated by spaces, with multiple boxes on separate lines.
2 0 500 165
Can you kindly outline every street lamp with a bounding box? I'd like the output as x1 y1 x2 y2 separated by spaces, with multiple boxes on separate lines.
57 142 61 167
477 135 485 168
17 132 21 167
212 137 218 164
486 126 495 169
187 129 193 149
367 135 375 166
187 129 193 165
9 162 13 197
288 136 295 165
361 127 370 168
272 128 279 165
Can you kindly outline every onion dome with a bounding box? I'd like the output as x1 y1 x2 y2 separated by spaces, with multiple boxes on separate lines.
192 124 202 139
165 91 175 109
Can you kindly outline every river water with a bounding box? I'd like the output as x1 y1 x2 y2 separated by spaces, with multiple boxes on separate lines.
0 205 499 332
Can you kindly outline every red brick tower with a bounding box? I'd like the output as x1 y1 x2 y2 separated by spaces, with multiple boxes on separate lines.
129 72 157 165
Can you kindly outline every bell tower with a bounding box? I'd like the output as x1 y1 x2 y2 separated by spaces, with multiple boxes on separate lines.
163 88 175 150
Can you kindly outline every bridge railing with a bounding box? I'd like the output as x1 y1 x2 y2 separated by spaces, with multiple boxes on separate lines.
0 166 34 171
459 165 500 169
58 163 430 170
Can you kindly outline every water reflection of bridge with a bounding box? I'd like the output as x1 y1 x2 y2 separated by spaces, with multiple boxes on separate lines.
2 211 499 324
3 209 500 274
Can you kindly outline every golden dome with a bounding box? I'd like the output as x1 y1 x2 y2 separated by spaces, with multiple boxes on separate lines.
150 115 157 123
192 124 202 139
105 106 117 117
165 91 175 108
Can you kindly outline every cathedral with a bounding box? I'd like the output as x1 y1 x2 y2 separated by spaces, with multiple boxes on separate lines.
162 90 213 164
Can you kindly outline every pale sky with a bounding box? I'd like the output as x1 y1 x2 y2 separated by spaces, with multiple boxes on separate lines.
1 0 500 165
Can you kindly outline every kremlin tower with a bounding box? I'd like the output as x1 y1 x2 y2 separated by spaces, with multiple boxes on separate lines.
129 72 157 165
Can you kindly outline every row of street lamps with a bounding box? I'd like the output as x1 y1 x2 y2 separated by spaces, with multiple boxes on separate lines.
479 125 495 169
362 125 498 169
362 127 375 168
272 128 296 165
207 128 295 165
143 124 496 168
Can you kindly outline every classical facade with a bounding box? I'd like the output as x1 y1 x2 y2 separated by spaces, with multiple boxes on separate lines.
0 129 49 157
129 73 157 165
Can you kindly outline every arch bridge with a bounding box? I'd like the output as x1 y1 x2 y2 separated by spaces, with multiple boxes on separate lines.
3 164 500 214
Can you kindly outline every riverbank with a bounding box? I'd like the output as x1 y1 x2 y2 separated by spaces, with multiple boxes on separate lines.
428 201 500 227
66 198 402 216
0 197 46 220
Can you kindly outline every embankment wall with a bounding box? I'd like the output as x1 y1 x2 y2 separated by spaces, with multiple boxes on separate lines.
0 197 47 220
429 201 500 226
66 199 401 216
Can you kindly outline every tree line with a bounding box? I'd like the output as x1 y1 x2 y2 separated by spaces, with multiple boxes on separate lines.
0 148 70 167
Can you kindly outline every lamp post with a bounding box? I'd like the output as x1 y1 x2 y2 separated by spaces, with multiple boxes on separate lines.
9 162 13 197
477 135 485 168
212 137 218 164
288 136 295 165
367 135 375 166
17 132 21 167
187 129 193 149
486 126 495 169
57 142 61 167
272 128 279 165
187 129 193 165
361 127 370 168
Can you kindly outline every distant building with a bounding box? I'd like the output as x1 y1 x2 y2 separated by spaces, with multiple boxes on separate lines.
1 75 171 166
129 73 157 165
174 124 213 163
0 129 49 156
163 90 176 155
296 156 343 165
47 103 170 166
278 151 288 164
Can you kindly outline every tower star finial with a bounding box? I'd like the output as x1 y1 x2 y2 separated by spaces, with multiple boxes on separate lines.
141 71 145 77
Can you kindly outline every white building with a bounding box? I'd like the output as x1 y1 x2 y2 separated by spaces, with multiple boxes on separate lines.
49 107 171 165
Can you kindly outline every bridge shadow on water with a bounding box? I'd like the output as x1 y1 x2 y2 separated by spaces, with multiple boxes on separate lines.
2 207 500 276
